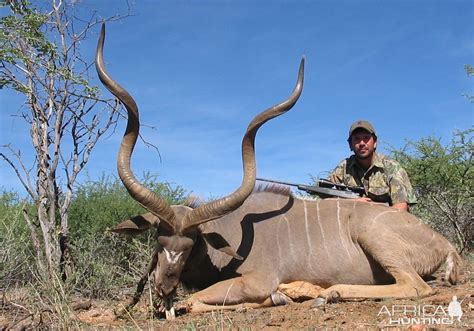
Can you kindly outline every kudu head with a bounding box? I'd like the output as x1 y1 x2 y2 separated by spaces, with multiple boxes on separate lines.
95 23 304 308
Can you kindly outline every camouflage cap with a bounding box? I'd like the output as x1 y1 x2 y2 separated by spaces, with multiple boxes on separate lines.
348 120 377 139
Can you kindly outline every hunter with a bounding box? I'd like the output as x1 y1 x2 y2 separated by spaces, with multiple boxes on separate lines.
328 120 416 212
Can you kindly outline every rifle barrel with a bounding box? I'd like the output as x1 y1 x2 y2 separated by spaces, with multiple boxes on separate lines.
256 177 298 187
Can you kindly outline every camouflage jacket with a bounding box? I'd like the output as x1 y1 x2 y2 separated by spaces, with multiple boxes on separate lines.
328 153 417 205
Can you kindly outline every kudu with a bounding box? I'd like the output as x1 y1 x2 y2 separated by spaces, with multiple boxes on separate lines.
96 24 462 318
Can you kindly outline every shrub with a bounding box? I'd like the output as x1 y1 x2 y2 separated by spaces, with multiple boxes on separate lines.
1 173 188 298
67 173 187 298
0 190 34 287
391 128 473 253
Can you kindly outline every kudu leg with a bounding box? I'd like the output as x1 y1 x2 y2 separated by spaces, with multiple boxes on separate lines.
318 274 432 302
188 281 324 313
186 273 281 313
319 233 433 301
278 281 324 301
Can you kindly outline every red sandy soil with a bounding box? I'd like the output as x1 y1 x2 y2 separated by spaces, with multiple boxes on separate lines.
2 260 473 329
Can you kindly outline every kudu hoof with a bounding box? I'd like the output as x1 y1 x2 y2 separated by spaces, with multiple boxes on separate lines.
271 291 293 306
312 297 327 308
165 306 176 320
326 290 342 303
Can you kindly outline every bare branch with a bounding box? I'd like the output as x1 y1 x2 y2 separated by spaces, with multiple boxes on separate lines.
139 132 162 163
0 146 37 200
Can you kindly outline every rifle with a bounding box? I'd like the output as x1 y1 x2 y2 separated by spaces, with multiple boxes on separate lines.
256 177 365 199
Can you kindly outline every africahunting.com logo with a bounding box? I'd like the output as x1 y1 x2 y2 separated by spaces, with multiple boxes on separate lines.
377 295 470 326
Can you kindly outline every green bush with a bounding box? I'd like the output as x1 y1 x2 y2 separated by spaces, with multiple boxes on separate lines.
391 128 473 253
0 190 34 286
67 173 187 298
1 173 188 298
69 173 187 237
68 231 152 298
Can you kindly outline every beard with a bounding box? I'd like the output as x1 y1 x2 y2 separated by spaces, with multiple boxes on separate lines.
355 148 374 160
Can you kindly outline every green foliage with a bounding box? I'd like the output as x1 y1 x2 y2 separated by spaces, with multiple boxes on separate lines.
391 128 473 253
0 189 33 285
68 230 151 298
0 0 104 98
392 129 472 193
465 64 474 77
68 173 187 237
1 174 188 298
0 0 101 95
0 1 56 91
463 64 474 103
66 173 187 297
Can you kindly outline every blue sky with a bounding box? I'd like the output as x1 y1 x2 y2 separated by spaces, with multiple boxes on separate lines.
1 0 473 199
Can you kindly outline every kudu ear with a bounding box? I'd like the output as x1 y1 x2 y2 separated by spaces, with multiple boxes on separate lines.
202 232 243 260
111 212 159 235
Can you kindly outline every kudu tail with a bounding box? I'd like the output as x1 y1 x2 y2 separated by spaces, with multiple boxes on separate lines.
445 248 463 285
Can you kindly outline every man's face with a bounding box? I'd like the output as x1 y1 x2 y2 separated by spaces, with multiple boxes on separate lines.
350 129 376 160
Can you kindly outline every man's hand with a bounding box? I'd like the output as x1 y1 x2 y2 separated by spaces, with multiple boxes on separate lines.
392 202 409 212
354 197 373 203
